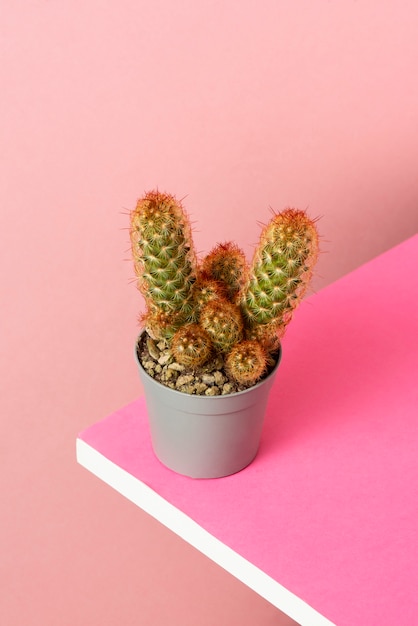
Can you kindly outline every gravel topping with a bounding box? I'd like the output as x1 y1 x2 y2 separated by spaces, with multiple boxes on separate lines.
136 333 277 396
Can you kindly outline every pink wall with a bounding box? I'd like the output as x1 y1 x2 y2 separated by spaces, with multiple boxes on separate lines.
1 2 417 625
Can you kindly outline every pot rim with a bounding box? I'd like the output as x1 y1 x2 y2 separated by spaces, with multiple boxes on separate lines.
134 331 282 400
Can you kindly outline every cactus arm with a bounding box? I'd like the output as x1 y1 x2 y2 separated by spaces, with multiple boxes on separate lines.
241 208 319 335
130 190 198 324
225 340 269 385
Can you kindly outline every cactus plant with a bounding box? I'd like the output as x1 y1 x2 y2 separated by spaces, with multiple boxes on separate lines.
131 190 319 394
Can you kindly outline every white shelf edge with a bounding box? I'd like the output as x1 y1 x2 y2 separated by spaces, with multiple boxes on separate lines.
76 437 335 626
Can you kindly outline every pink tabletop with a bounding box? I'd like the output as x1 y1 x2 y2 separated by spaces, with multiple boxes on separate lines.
78 235 418 626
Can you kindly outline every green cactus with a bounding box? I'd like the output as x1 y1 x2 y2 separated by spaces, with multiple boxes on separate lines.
225 340 269 385
244 320 281 353
192 273 227 312
200 242 247 302
130 190 197 328
199 299 244 353
131 192 319 393
171 324 213 368
139 307 184 342
240 208 319 336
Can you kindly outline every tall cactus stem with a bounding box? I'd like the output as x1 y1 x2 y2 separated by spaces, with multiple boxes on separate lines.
130 190 198 326
240 208 319 337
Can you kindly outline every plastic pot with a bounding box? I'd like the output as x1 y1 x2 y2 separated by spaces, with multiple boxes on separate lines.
134 334 281 478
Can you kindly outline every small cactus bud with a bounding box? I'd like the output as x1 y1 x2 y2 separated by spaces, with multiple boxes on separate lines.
140 308 185 341
192 273 227 311
199 299 244 353
200 242 248 301
225 340 269 385
245 321 281 353
171 324 213 368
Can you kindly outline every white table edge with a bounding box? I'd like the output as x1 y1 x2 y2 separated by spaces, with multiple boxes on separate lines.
76 437 336 626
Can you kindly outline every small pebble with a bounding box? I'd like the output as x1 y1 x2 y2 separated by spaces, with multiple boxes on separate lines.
158 352 173 365
176 374 195 388
180 384 196 394
213 371 226 385
202 374 215 385
168 362 185 372
194 382 208 394
163 368 178 381
146 337 160 361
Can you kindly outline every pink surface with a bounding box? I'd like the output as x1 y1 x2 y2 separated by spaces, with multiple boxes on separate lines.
80 236 418 626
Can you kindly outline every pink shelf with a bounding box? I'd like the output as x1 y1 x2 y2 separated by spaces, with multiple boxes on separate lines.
77 235 418 626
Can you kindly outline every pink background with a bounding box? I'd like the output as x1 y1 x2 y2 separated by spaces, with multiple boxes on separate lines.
1 2 417 625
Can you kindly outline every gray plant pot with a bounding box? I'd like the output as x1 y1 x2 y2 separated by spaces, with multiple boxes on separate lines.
134 335 281 479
